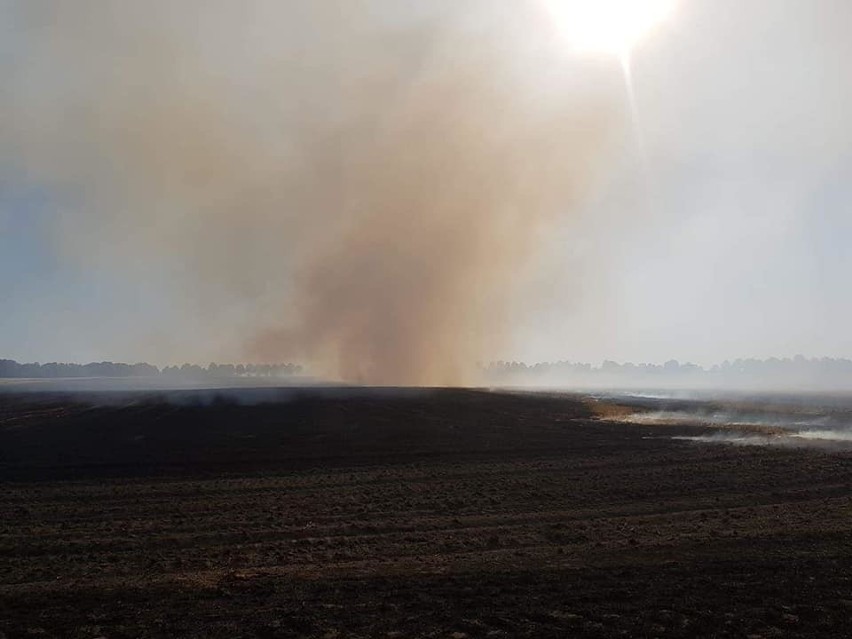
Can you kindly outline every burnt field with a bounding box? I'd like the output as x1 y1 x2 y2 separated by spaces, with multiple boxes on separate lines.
1 388 851 638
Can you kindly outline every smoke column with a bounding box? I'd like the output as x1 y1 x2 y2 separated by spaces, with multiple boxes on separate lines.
4 1 618 385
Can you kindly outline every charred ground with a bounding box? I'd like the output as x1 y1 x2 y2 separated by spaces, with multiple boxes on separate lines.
1 388 851 638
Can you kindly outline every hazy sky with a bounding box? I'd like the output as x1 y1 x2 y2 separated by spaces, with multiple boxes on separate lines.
2 0 852 372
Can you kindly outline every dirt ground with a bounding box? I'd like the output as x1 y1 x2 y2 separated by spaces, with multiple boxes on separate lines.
1 387 851 638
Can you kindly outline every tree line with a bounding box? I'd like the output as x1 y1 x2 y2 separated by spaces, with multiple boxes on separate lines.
0 359 302 379
483 356 852 387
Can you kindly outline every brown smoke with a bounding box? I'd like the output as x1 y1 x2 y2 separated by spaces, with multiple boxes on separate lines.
5 1 618 385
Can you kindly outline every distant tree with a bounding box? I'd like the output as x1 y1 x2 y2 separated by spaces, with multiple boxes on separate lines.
131 363 159 376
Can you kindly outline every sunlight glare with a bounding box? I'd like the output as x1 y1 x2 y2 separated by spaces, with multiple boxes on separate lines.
543 0 675 55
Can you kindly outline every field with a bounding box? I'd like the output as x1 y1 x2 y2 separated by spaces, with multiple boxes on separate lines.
2 387 852 638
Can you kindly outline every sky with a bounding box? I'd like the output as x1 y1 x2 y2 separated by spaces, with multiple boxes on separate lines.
2 0 852 375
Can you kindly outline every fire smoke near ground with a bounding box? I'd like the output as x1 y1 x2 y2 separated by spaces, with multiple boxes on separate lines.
4 2 619 385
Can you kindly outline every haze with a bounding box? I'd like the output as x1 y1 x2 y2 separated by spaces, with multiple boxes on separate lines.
2 0 852 382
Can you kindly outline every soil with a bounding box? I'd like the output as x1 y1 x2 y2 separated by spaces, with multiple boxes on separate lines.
1 387 851 637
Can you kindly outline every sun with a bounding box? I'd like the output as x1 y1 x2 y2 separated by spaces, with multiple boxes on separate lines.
542 0 676 56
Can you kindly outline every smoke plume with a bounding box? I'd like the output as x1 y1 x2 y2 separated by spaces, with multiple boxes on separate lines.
4 1 618 384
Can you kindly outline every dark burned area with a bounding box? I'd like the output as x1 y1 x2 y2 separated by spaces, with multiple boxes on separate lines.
1 388 851 638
